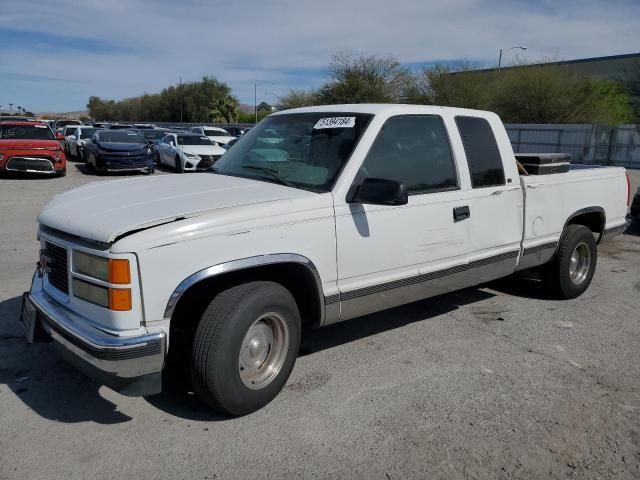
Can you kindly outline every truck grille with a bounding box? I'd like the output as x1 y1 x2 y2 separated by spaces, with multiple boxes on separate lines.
45 242 69 293
6 157 54 173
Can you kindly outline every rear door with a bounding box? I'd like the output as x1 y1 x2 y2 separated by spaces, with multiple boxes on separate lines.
451 115 523 270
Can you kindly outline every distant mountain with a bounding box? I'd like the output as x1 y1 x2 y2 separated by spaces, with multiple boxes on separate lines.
237 103 255 114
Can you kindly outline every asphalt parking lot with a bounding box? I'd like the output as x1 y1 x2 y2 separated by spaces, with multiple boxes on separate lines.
1 163 640 479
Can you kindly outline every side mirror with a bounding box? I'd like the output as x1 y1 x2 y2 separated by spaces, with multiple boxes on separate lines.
55 132 65 140
348 178 408 206
68 135 76 140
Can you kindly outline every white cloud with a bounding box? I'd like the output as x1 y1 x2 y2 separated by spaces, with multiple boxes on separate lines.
1 0 638 111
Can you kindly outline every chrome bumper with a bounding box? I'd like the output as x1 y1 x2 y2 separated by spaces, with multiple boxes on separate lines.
24 291 166 396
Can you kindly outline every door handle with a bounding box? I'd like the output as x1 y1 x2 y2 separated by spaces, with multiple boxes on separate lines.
453 206 470 222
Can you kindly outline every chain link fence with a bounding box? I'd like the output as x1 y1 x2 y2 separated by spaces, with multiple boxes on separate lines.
505 124 640 169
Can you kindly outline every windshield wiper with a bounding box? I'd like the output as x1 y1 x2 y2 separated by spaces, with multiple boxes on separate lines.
241 165 295 188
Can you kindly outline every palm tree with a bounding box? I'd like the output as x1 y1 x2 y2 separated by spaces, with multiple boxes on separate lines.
209 96 238 123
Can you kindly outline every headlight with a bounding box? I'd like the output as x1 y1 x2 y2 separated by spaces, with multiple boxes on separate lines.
72 278 131 311
185 152 198 158
73 278 109 307
73 251 130 284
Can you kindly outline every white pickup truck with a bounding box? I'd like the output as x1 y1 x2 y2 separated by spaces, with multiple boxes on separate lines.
21 105 630 416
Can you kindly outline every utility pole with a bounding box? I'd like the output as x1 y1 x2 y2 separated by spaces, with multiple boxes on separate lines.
179 76 183 123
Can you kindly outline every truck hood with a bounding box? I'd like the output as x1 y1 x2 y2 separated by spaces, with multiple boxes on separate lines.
38 174 312 244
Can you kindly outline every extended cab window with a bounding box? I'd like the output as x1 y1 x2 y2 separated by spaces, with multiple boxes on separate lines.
359 115 458 195
455 116 505 188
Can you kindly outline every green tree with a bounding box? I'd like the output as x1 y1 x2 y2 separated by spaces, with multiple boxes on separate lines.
279 89 319 109
86 76 238 123
317 52 411 104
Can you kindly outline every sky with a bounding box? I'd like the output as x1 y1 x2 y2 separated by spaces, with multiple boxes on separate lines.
1 0 639 113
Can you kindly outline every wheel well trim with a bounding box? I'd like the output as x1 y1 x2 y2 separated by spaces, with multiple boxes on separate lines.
163 253 326 322
564 206 606 241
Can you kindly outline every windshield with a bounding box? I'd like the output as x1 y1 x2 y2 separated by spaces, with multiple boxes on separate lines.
57 120 81 127
79 128 98 139
178 135 213 146
204 129 229 137
138 130 166 141
0 124 55 140
98 131 145 143
212 112 373 192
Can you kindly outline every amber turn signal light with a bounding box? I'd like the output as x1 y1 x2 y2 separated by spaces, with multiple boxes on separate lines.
109 259 131 284
110 288 132 311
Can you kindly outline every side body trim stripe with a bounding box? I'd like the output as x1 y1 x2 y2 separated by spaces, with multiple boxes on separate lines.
339 250 519 302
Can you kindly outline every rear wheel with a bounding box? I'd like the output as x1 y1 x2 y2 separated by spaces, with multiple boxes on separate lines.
191 281 301 416
542 224 597 299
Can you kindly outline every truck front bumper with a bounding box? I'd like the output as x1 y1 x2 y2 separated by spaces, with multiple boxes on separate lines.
21 289 166 396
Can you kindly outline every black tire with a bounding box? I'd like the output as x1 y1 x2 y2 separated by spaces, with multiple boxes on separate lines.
155 151 161 166
191 281 301 416
175 156 183 173
542 225 597 299
56 169 66 178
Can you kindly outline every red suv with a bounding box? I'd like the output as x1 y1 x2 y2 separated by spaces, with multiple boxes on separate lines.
0 122 66 176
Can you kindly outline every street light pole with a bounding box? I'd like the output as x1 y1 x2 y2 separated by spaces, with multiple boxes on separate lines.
498 46 527 72
254 81 273 124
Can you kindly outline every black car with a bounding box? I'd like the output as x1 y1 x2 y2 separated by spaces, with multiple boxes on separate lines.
85 130 154 174
226 126 251 137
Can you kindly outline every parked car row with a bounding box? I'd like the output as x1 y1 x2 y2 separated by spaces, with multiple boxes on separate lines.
1 116 251 178
62 124 245 175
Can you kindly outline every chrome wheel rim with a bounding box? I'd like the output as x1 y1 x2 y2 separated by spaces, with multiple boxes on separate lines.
569 242 591 285
239 312 289 390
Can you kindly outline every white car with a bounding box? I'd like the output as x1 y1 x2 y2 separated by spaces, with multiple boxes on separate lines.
156 132 226 172
21 104 629 416
64 126 101 160
189 126 235 145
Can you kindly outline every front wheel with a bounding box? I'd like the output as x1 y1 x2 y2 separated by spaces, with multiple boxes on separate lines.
175 156 183 173
191 281 301 416
542 224 597 299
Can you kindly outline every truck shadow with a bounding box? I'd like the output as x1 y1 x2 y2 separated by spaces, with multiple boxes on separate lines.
0 294 132 424
3 285 533 423
146 287 496 420
486 272 550 300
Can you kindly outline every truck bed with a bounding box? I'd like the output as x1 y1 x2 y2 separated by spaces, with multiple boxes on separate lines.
519 165 628 255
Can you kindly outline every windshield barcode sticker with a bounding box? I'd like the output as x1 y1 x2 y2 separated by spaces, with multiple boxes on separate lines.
314 117 356 129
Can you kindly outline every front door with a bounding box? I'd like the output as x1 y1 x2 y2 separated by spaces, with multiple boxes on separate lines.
334 114 472 321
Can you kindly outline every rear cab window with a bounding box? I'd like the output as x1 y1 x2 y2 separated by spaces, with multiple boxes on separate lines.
455 116 505 188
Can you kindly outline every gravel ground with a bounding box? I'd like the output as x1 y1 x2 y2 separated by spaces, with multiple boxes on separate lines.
1 162 639 479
